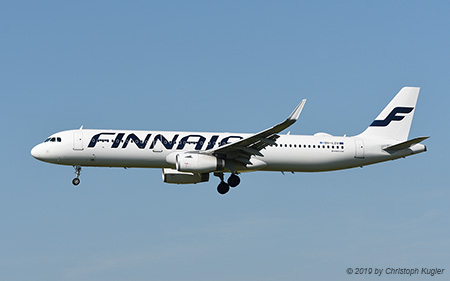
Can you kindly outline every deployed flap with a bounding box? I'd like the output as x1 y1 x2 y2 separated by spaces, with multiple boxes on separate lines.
384 136 429 151
206 99 306 158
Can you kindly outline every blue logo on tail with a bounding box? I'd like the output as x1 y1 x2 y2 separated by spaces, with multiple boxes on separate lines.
370 107 414 127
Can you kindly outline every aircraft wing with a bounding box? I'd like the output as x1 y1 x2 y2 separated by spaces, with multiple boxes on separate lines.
204 99 306 166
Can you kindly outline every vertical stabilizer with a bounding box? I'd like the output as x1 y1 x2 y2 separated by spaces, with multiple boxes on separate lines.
358 87 420 141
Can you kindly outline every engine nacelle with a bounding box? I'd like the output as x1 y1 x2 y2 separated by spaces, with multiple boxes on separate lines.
176 153 225 173
162 168 209 184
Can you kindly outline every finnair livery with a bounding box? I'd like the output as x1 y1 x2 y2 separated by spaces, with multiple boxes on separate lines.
31 87 428 194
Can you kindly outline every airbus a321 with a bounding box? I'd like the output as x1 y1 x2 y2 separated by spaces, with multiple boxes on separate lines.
31 87 428 194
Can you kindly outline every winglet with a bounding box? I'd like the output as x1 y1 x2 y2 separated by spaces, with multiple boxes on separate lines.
288 99 307 121
207 98 307 157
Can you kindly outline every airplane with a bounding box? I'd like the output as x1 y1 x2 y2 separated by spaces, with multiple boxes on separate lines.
31 87 428 194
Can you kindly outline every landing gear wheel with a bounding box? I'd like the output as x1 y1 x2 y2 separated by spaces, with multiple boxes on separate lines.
228 174 241 188
72 165 82 186
217 181 230 195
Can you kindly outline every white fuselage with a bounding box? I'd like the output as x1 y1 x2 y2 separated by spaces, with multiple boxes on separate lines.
30 87 428 193
31 129 426 173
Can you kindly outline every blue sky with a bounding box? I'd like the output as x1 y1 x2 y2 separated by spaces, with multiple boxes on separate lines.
1 1 449 280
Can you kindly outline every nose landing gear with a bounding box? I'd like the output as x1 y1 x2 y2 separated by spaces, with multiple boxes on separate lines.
72 165 81 186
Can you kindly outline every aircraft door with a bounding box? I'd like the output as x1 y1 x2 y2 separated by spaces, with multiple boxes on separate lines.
354 138 365 159
73 130 84 151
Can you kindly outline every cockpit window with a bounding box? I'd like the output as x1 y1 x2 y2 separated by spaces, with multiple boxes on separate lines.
44 137 62 143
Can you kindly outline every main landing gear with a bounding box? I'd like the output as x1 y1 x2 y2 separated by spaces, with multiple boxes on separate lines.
72 165 81 186
214 172 241 195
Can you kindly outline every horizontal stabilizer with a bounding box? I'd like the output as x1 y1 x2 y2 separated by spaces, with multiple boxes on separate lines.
383 136 429 151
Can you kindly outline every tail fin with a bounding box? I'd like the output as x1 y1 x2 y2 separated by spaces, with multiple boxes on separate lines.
358 87 420 141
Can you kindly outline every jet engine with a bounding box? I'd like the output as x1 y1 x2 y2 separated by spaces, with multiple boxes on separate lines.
162 168 209 184
176 153 225 173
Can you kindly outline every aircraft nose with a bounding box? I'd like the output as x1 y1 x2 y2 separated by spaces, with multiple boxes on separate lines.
31 144 45 160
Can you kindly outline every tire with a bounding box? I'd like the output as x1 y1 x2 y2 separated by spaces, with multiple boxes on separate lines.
228 174 241 187
217 181 230 195
72 178 80 186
